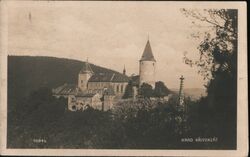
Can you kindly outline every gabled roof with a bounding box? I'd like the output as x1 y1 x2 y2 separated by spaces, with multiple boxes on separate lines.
53 84 116 97
79 61 94 74
75 92 98 98
52 84 77 95
140 40 156 62
112 73 130 82
88 73 129 83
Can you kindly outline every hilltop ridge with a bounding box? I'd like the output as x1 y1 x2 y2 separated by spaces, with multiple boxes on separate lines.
8 55 125 101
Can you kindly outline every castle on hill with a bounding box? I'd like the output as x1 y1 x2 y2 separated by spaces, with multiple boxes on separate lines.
53 39 158 111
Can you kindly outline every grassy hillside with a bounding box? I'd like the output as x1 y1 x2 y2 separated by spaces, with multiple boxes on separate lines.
8 55 122 101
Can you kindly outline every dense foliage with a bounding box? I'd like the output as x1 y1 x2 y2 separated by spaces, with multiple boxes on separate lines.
139 83 154 98
7 87 189 149
122 80 134 99
8 86 229 149
181 9 237 149
138 82 171 98
154 81 171 98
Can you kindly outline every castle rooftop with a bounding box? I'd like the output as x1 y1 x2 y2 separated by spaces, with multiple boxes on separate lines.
88 73 129 83
140 40 156 62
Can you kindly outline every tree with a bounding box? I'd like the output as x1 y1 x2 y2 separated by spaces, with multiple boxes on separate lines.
181 9 237 81
154 81 171 98
122 80 134 99
139 83 154 98
181 9 237 148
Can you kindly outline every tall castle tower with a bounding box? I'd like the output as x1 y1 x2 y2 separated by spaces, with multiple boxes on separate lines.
78 60 94 91
139 39 156 88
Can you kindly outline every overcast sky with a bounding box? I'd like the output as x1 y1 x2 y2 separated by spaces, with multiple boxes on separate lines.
7 1 212 89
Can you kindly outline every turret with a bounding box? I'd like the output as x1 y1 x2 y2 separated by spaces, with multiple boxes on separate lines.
123 65 126 75
78 60 94 91
139 39 156 88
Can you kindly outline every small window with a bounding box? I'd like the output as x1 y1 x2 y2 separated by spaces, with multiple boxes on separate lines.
81 80 83 83
153 63 155 66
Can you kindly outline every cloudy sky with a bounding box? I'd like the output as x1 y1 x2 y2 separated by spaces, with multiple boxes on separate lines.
7 1 212 89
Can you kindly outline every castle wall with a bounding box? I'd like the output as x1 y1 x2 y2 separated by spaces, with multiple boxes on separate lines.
88 82 128 96
68 95 77 111
139 60 156 88
90 94 103 110
103 95 115 111
88 82 112 90
111 82 128 95
68 94 102 111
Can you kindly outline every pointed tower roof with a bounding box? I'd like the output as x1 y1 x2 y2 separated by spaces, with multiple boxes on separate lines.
79 60 94 74
140 40 156 62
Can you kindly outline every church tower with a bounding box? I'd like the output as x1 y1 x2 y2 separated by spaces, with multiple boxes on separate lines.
78 60 94 91
139 39 156 88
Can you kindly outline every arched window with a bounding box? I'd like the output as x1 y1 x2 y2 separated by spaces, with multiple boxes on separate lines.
71 105 76 111
117 85 119 92
121 84 123 92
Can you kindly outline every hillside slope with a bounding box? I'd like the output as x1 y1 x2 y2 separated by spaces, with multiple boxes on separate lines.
8 56 123 101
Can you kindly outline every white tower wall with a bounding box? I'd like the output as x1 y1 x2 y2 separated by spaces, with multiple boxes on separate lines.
139 60 156 88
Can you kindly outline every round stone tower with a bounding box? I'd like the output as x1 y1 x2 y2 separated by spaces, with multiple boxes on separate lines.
139 39 156 88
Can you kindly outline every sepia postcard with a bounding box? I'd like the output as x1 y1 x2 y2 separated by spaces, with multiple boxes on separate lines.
0 1 248 156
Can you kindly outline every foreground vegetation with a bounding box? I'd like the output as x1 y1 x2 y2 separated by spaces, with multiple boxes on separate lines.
8 87 234 149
